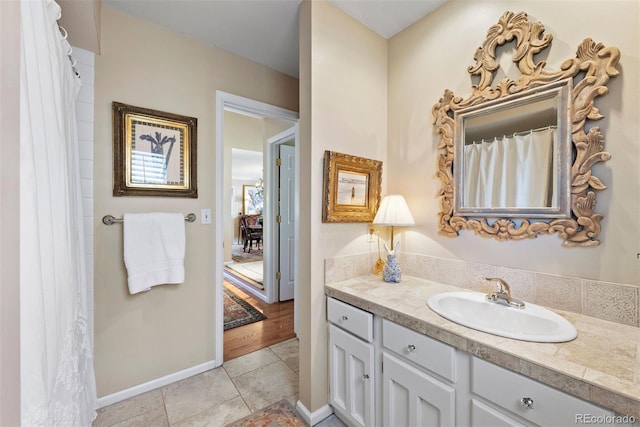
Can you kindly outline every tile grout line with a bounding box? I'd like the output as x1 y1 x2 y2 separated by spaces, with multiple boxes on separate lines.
223 348 280 378
164 372 246 426
227 367 255 415
161 389 171 426
227 340 299 415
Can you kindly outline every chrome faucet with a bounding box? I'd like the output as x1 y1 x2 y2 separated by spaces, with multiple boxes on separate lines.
483 277 525 309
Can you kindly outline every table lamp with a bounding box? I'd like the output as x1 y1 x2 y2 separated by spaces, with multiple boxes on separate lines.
372 195 415 283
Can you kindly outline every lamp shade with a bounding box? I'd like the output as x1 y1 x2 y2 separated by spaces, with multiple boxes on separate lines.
373 195 415 226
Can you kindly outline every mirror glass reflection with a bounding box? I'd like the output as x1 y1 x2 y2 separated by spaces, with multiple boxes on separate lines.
454 81 571 218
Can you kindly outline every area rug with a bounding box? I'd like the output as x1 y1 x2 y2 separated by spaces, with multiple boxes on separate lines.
232 244 263 263
224 288 266 331
226 399 305 427
226 261 264 284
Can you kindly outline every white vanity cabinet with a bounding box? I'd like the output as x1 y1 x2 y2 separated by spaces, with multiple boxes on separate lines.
327 296 627 427
382 320 456 426
327 298 375 427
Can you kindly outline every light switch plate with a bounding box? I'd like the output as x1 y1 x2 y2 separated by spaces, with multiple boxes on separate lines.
201 209 211 225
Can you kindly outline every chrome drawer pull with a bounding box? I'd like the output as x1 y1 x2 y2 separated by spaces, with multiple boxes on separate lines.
340 315 348 322
407 344 416 353
520 397 534 410
362 374 370 380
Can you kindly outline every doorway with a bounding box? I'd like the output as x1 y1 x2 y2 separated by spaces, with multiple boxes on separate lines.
215 91 299 364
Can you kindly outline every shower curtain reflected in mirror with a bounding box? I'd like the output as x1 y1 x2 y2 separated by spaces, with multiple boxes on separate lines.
463 127 556 209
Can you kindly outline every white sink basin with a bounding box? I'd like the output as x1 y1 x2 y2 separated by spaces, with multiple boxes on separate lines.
427 291 577 343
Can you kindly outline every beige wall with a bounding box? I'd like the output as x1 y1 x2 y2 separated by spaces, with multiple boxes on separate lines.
0 1 21 423
94 6 298 396
58 0 101 53
265 117 294 140
299 0 388 412
387 0 640 285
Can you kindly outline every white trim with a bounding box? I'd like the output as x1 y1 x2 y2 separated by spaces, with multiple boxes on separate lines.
96 360 218 409
224 105 266 120
215 91 298 365
295 401 334 426
293 124 300 335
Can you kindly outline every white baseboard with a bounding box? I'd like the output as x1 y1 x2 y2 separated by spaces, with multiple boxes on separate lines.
296 400 333 426
96 359 219 409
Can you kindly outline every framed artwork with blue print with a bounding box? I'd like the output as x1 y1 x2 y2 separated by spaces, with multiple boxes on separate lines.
112 101 198 198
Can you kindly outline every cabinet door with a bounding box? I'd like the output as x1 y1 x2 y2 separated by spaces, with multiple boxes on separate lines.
329 324 374 427
383 352 455 427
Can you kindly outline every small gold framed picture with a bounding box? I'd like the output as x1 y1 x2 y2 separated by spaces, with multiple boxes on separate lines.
322 151 382 223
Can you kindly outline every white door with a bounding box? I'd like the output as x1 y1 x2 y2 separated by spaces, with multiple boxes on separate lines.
329 324 375 427
278 144 295 301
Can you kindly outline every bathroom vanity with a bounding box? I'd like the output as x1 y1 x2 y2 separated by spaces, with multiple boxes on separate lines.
326 275 639 426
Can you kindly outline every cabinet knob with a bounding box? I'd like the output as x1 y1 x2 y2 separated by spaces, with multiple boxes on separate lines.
520 397 534 410
340 315 348 322
407 344 416 353
362 374 370 380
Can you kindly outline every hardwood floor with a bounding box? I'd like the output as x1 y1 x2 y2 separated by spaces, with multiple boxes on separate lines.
223 280 295 361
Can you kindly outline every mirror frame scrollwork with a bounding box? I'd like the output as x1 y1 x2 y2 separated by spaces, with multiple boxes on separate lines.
432 11 620 246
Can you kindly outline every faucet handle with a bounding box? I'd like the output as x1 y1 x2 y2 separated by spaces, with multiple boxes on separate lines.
483 277 510 294
483 277 525 308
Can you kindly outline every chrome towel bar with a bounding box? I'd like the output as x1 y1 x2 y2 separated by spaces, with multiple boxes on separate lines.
102 213 197 226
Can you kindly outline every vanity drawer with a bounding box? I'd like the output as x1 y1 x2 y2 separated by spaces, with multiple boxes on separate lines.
471 357 613 425
382 319 456 382
327 297 373 343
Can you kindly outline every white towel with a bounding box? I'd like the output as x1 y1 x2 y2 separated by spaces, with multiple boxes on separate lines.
123 213 186 294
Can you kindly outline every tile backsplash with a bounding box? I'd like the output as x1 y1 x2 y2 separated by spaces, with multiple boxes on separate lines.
324 252 640 328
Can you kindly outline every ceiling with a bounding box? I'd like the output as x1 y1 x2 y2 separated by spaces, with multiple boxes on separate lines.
101 0 447 78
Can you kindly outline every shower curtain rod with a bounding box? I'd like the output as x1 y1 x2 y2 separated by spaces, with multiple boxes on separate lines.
512 124 557 137
102 213 197 226
472 125 558 144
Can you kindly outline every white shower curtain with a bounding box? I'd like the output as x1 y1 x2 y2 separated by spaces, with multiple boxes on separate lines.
463 127 556 208
20 0 97 425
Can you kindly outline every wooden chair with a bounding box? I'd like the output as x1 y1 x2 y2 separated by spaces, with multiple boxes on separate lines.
241 215 262 252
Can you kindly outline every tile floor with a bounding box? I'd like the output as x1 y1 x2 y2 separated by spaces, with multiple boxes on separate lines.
93 338 346 427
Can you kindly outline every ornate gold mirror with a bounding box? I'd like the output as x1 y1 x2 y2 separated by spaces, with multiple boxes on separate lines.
433 11 620 246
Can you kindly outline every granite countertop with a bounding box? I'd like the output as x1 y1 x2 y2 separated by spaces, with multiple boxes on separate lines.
325 275 640 418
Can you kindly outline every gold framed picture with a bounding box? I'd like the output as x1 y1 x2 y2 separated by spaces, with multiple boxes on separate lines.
112 102 197 197
322 151 382 223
